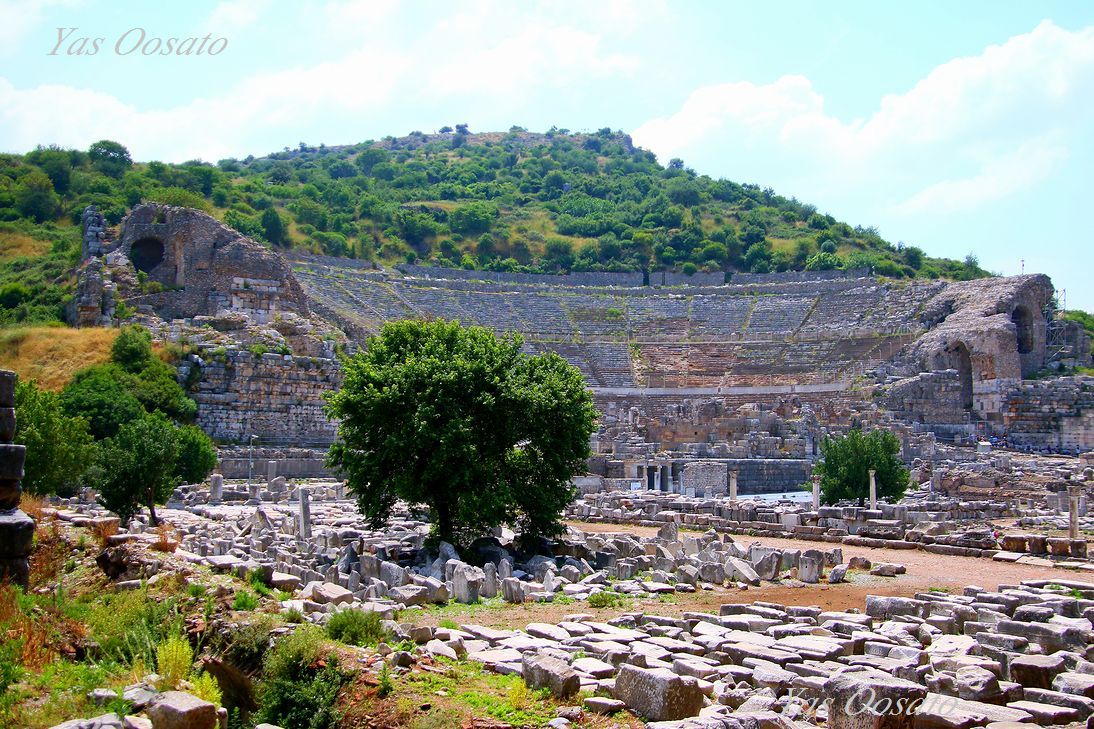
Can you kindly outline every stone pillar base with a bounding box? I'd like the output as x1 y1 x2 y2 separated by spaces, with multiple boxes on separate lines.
0 509 35 587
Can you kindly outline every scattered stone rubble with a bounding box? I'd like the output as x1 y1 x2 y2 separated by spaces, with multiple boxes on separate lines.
567 486 1094 570
51 684 253 729
53 576 1094 729
397 577 1094 727
53 484 857 619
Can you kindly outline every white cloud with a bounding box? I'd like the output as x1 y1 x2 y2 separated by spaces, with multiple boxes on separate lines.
633 20 1094 216
0 42 406 161
425 24 638 98
0 0 643 160
202 0 270 35
0 0 82 53
893 134 1068 215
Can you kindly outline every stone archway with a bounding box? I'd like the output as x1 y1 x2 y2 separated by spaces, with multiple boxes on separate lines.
130 237 165 274
1011 305 1035 355
945 341 974 411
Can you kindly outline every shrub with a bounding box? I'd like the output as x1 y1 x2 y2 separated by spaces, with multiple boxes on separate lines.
111 325 153 372
190 671 222 708
256 627 347 729
86 589 182 668
232 590 259 611
155 635 193 690
377 662 394 698
325 609 387 647
220 616 276 672
151 523 179 553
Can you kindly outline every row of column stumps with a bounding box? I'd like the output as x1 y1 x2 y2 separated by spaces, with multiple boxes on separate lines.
0 371 32 586
209 458 314 539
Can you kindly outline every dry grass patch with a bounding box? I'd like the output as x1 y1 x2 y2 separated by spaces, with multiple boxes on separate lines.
0 230 51 261
0 326 117 390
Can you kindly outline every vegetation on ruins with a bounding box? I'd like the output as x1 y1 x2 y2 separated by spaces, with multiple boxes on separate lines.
813 428 909 506
255 626 348 729
1063 310 1094 341
11 324 217 519
325 318 598 546
0 132 1004 335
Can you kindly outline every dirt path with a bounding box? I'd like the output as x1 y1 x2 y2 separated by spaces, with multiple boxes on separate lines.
413 521 1081 631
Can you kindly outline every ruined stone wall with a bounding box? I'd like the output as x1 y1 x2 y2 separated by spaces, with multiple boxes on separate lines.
115 204 312 324
183 351 342 445
881 370 974 441
216 446 332 479
680 461 728 497
1002 376 1094 452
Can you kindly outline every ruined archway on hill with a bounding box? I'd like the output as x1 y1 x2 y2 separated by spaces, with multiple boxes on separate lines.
130 237 165 274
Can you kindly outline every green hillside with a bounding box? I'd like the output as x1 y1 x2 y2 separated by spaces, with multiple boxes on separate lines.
0 127 991 327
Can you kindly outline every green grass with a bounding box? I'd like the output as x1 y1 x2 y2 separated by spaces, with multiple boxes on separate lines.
403 657 557 727
587 590 626 609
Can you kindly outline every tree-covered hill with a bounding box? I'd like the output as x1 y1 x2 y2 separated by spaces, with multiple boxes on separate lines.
0 126 992 326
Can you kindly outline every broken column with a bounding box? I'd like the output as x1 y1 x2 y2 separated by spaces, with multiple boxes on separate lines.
1069 483 1081 541
246 478 261 505
266 460 277 486
0 371 33 586
869 468 877 510
208 473 223 505
812 474 821 510
729 470 738 502
298 486 311 540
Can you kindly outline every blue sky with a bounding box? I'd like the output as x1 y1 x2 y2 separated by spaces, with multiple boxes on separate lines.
2 0 1092 309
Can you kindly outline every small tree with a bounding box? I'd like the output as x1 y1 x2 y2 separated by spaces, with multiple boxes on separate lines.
96 411 181 526
14 380 96 496
88 140 132 178
111 325 154 372
60 364 145 439
325 319 598 546
261 207 287 247
14 171 60 223
814 428 909 506
174 424 218 484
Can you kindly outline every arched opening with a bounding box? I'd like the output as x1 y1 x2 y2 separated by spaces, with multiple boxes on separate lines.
130 237 164 274
946 341 974 410
1011 305 1034 354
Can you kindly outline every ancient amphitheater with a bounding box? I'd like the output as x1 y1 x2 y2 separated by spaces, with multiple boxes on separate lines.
71 204 1092 494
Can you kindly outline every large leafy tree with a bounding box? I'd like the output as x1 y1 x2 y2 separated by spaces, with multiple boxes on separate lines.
95 411 180 525
325 319 598 546
814 428 909 506
14 379 96 496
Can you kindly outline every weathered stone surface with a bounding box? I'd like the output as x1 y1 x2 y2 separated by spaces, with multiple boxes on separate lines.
823 671 926 729
612 664 703 721
521 651 580 698
145 691 217 729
